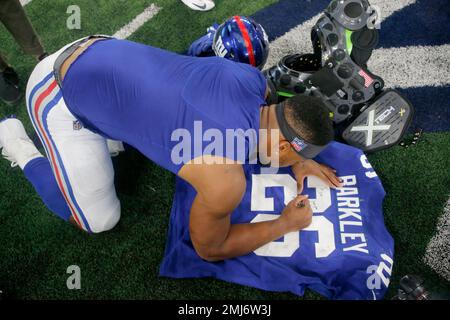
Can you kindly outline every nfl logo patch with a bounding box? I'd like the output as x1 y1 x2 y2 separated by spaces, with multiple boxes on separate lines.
291 137 307 152
73 120 83 131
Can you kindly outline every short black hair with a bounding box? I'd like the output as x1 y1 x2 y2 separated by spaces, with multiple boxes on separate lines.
282 95 334 146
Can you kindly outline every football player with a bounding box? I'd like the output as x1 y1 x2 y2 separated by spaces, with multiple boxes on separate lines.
0 36 341 261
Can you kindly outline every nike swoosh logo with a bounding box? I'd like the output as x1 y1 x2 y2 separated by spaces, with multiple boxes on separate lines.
193 2 207 9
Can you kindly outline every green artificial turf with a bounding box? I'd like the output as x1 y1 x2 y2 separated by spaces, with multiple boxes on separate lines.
0 0 449 300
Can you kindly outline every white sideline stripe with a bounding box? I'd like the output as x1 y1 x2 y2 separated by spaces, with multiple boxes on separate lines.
20 0 33 6
113 4 161 40
265 13 319 68
424 198 450 282
369 45 450 88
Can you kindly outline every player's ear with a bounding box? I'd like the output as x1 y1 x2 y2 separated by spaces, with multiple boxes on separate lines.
275 140 294 167
279 140 291 155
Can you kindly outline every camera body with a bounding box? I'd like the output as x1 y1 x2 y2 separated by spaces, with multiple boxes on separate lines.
265 0 414 153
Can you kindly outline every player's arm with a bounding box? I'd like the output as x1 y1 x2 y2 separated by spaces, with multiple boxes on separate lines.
179 157 313 262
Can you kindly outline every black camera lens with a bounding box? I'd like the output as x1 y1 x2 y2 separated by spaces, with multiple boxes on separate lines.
344 2 363 18
327 33 339 46
333 49 346 61
338 104 350 114
337 63 354 79
324 23 333 31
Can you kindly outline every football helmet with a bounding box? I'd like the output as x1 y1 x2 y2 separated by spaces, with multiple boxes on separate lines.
213 16 270 70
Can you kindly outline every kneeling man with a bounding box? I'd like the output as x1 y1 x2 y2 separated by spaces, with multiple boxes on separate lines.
0 36 341 261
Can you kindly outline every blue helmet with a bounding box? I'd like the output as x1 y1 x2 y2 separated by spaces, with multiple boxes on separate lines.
212 16 270 70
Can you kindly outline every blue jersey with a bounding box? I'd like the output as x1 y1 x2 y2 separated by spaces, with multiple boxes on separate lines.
61 39 267 174
160 142 395 300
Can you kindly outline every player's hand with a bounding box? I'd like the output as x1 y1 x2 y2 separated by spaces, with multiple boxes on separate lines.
280 195 313 232
292 160 342 193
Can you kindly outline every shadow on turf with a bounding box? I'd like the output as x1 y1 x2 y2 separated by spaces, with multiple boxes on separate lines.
112 146 149 196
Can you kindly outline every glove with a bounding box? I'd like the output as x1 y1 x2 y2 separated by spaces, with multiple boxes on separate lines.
187 23 220 57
